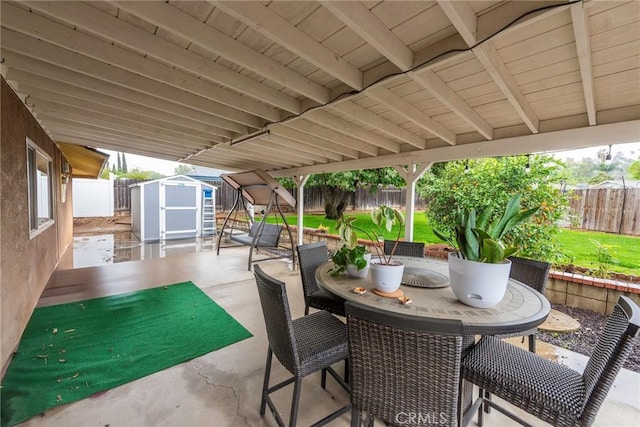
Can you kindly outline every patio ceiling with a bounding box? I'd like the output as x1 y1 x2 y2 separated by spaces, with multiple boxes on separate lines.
1 1 639 177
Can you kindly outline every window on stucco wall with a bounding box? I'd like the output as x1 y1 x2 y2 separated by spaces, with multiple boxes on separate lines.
27 138 54 237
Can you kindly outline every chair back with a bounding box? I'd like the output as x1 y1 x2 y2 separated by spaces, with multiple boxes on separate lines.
296 242 329 299
383 240 425 257
253 265 299 374
508 256 550 294
580 296 640 425
346 301 463 426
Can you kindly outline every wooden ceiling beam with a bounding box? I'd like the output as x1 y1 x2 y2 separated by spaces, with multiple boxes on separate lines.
269 126 347 161
15 74 235 140
366 86 456 145
320 0 413 71
331 100 426 149
213 1 362 91
34 106 219 148
48 125 202 153
410 70 494 140
50 132 193 159
22 0 300 114
259 134 331 164
3 53 247 135
271 120 640 177
2 3 279 123
1 30 260 130
110 1 330 104
304 110 401 153
273 124 358 159
285 119 378 157
26 91 224 143
438 0 539 134
570 2 597 126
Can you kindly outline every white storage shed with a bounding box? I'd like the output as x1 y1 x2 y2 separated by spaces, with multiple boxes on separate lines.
130 175 216 242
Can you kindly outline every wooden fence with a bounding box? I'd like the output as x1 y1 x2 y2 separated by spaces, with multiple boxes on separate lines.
114 178 145 212
568 188 640 235
113 179 638 235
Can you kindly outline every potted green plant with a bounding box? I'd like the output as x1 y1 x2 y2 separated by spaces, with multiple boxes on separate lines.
329 216 371 278
368 205 406 293
433 194 539 308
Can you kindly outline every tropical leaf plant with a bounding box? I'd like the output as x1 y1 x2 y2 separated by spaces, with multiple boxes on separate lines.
434 195 539 264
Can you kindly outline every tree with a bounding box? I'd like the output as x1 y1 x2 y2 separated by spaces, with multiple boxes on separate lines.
417 155 568 263
121 153 128 173
280 168 405 219
174 164 195 175
117 153 122 172
628 159 640 180
100 165 111 179
111 163 116 174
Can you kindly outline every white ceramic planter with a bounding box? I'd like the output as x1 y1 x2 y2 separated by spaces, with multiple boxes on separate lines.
346 253 371 279
448 253 512 308
370 258 405 292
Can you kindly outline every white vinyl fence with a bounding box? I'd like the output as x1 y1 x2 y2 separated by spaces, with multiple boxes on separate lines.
73 178 114 217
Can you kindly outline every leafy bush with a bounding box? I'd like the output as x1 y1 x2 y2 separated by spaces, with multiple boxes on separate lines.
418 155 568 263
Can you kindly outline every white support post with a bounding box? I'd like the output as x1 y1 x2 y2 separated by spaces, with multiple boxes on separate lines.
293 175 309 246
394 162 432 242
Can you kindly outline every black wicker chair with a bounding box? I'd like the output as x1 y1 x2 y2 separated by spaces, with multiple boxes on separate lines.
253 265 350 427
383 240 425 258
462 296 640 427
297 242 345 316
492 256 551 353
346 300 467 427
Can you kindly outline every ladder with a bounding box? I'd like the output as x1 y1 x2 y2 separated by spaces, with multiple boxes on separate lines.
202 188 216 236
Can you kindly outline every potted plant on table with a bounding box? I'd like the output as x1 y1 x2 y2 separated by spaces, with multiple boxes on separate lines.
367 205 406 293
433 194 539 308
329 216 371 278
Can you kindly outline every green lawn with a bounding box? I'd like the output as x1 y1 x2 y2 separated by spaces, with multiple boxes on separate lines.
265 212 640 276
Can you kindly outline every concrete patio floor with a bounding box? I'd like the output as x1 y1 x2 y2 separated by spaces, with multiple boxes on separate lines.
29 247 640 427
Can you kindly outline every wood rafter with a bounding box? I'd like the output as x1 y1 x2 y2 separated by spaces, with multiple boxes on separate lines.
110 1 330 104
1 30 260 129
331 100 426 149
366 86 456 145
213 1 362 90
410 70 494 140
438 0 539 133
320 0 413 71
570 2 596 126
304 109 401 153
2 3 280 123
22 0 301 114
3 51 249 135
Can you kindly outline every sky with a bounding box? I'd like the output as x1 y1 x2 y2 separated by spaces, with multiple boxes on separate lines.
103 142 640 175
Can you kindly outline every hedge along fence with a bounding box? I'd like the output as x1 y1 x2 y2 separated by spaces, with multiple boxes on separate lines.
568 188 640 236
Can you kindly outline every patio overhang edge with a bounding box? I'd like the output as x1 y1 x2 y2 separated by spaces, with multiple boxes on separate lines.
269 120 640 178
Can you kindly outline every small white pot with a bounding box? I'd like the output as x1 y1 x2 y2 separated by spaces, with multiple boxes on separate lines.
346 253 371 279
370 258 405 292
448 252 511 308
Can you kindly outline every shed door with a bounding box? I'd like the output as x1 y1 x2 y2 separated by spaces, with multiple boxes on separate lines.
159 182 199 240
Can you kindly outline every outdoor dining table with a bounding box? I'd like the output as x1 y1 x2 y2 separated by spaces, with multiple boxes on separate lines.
316 255 551 421
315 256 551 336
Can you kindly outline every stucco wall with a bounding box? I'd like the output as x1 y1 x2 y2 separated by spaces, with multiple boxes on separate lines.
1 77 73 372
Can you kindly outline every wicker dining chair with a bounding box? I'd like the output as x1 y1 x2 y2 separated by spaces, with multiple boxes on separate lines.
346 300 466 427
383 240 425 258
253 265 350 427
491 256 551 353
297 242 345 316
462 295 640 427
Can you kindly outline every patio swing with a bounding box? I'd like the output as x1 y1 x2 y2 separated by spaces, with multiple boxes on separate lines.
216 169 296 271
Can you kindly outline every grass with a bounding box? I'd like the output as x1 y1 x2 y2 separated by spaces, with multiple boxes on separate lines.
265 211 640 277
